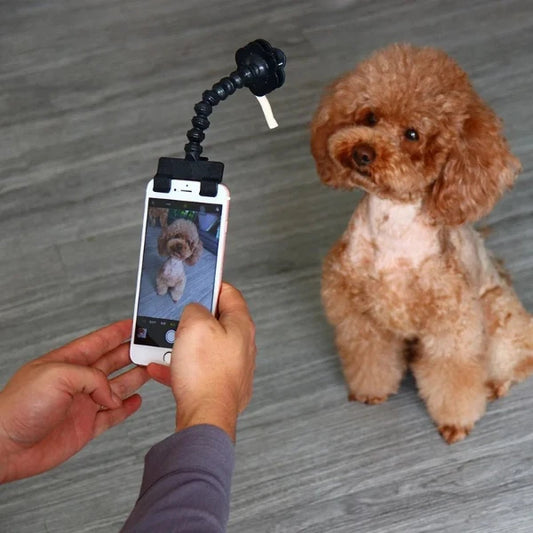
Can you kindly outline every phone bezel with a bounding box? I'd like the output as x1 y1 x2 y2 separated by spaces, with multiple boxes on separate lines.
130 179 230 366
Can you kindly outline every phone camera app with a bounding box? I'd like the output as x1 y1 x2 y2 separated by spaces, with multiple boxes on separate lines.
135 198 223 347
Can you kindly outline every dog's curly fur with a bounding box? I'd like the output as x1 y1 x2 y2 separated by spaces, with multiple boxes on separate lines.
156 218 203 302
311 44 533 443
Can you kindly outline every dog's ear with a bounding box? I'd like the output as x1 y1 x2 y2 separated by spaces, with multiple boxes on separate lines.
310 81 355 188
425 97 520 225
185 237 203 266
157 228 168 256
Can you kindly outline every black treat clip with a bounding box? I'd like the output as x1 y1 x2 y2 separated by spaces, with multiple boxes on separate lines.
154 39 286 196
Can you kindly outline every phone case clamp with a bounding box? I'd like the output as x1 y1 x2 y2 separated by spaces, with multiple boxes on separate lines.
153 157 224 197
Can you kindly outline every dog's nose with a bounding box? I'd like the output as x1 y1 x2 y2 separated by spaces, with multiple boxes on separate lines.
352 143 376 166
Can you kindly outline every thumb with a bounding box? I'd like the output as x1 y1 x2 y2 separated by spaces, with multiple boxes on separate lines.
217 283 249 317
173 303 216 363
178 302 213 327
217 283 254 338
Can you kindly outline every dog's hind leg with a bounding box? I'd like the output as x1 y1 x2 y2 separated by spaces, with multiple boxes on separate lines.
482 285 533 397
169 278 186 303
510 314 533 383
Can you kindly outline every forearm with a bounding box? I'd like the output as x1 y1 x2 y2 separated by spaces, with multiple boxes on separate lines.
122 425 235 533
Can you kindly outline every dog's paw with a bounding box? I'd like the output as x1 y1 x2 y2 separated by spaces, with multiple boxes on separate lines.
438 424 472 444
169 286 184 302
486 380 511 401
348 393 388 405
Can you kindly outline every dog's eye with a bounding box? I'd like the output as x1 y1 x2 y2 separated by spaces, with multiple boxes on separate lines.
405 128 419 141
364 111 378 127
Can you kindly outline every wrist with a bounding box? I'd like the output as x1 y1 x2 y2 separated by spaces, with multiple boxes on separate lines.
176 398 239 442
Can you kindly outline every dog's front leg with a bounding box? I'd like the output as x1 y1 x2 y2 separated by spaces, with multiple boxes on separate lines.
335 316 406 405
169 277 186 302
156 273 169 296
411 334 487 444
323 241 407 404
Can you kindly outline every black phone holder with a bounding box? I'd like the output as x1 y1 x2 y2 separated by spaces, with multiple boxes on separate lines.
153 157 224 196
153 39 286 197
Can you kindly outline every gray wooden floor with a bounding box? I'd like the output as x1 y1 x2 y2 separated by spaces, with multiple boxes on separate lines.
1 1 533 532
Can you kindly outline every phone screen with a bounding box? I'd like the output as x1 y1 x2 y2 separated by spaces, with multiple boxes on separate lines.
134 197 224 348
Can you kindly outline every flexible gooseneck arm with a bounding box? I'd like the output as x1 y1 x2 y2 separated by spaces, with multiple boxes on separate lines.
184 39 286 161
153 39 286 196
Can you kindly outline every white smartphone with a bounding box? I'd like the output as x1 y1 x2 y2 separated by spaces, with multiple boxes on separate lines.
130 178 230 366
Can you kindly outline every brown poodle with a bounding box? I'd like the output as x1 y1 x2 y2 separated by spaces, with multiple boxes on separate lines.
156 218 203 302
311 44 533 443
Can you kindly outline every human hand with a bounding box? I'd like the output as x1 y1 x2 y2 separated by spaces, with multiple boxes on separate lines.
147 283 257 441
0 320 149 483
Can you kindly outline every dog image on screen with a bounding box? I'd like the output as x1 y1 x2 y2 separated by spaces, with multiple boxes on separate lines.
311 43 533 443
156 218 203 303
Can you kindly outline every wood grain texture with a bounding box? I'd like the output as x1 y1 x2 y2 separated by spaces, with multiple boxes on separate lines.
1 1 532 532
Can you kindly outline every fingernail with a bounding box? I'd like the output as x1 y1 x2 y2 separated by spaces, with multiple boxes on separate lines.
112 393 122 406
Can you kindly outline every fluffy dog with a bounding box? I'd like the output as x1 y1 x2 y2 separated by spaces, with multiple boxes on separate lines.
156 218 203 302
311 44 533 443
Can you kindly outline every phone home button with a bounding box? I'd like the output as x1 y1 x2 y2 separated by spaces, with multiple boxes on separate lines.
163 351 172 364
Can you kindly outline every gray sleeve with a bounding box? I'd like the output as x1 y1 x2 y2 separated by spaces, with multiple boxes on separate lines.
121 424 235 533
